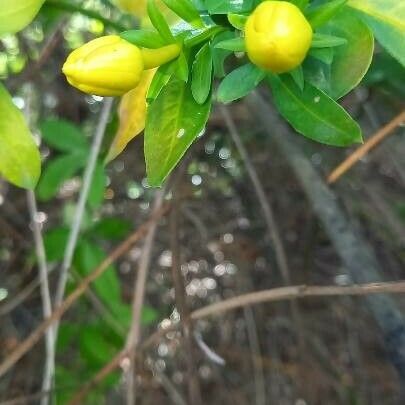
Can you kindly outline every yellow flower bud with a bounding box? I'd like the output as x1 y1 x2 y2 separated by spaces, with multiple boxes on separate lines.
0 0 45 36
245 1 313 73
62 35 144 97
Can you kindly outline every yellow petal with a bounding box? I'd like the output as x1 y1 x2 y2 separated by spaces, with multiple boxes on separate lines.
106 68 156 162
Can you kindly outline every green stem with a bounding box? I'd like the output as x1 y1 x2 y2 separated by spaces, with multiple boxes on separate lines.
44 0 127 32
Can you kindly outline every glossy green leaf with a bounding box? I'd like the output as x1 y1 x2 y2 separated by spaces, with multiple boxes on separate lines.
269 74 362 147
348 0 405 66
40 119 89 153
311 33 347 48
147 60 176 102
214 37 245 52
289 66 304 91
145 78 211 186
227 13 248 30
184 26 225 49
289 0 309 10
36 152 86 201
191 43 213 104
204 0 253 14
305 9 374 99
173 51 189 82
120 29 166 48
0 83 40 189
147 0 175 43
217 63 265 104
308 48 334 64
211 31 234 78
307 0 347 28
161 0 204 27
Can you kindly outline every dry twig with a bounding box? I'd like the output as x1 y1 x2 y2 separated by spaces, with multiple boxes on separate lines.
327 110 405 184
125 189 166 405
0 205 170 379
66 280 405 404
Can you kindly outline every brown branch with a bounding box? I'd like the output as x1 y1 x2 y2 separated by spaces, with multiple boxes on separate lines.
169 189 202 405
125 189 166 405
0 205 170 379
67 280 405 403
327 110 405 184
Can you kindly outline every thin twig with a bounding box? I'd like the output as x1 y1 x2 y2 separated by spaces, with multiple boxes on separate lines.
220 104 305 359
125 188 166 405
327 110 405 184
0 205 170 379
66 280 405 403
55 97 113 307
170 188 202 405
219 105 292 285
26 192 54 405
24 85 54 405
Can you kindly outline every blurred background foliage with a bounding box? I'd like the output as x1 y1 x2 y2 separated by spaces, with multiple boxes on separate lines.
0 0 405 404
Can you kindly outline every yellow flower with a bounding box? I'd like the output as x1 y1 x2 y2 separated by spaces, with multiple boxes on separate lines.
245 1 313 73
62 35 144 96
62 35 181 96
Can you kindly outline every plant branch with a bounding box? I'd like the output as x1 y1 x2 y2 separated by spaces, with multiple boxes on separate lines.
44 0 127 32
55 97 113 308
125 188 166 405
26 192 54 405
0 205 170 379
170 188 202 405
327 109 405 184
66 279 405 404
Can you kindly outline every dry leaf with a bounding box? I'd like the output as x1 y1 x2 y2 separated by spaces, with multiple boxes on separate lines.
106 68 156 162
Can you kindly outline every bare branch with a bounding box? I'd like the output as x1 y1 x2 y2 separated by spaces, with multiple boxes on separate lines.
125 188 166 405
0 205 170 379
327 110 405 184
67 280 405 403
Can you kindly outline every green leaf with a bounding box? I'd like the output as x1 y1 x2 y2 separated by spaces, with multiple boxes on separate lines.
173 51 189 82
43 227 69 262
145 78 211 186
0 0 45 36
191 43 213 104
307 0 348 29
211 31 234 78
184 26 225 49
88 163 106 210
120 29 166 48
0 83 40 189
74 241 122 317
308 48 334 64
147 0 175 43
147 60 176 102
227 13 248 30
161 0 204 27
289 0 309 10
311 33 347 48
348 0 405 66
289 66 304 91
268 74 362 147
217 63 265 104
40 119 89 153
214 37 245 52
36 152 86 201
90 218 132 241
305 9 374 99
204 0 253 14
